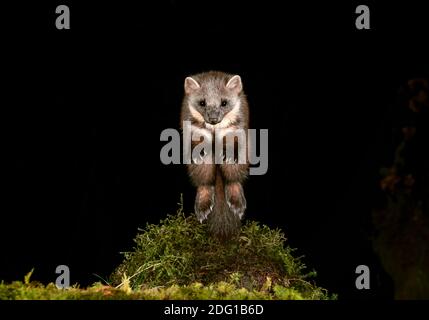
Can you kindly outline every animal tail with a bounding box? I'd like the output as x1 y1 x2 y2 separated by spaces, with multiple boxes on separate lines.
207 166 241 241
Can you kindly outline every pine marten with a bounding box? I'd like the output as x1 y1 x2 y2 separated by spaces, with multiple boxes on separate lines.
181 71 249 240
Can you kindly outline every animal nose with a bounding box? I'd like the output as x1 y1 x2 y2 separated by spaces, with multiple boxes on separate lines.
209 117 219 124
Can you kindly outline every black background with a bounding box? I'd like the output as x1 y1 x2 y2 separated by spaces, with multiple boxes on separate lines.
2 1 428 299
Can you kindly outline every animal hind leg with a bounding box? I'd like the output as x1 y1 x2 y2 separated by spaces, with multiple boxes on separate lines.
195 185 215 222
225 182 246 219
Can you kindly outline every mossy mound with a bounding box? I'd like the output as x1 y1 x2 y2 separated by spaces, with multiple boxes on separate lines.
0 201 334 300
109 202 332 300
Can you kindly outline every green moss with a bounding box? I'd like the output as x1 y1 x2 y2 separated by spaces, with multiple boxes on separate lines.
108 200 332 300
0 200 334 300
0 280 331 300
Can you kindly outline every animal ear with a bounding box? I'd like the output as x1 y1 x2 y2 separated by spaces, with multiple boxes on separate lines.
184 77 200 94
226 75 242 93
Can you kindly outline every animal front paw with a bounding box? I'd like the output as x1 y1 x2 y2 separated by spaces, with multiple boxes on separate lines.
224 156 237 164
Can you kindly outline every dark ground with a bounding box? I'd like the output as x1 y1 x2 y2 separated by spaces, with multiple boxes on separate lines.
1 1 429 299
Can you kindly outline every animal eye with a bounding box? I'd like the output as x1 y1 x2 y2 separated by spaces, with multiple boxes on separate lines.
199 100 206 107
221 100 228 107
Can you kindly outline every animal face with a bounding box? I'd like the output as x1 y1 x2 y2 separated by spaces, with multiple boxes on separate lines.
184 73 243 125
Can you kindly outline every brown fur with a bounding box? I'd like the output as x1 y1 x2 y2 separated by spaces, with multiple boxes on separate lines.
181 71 249 240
